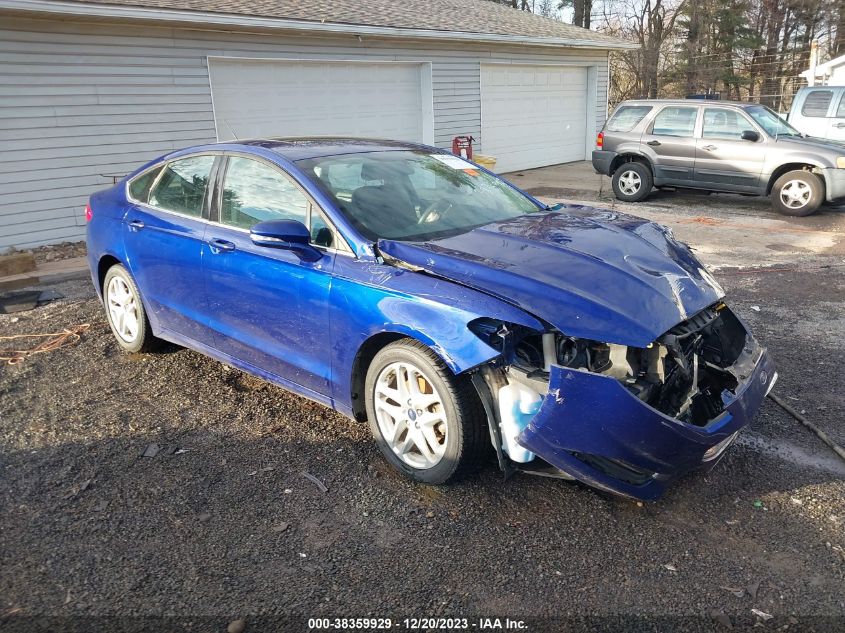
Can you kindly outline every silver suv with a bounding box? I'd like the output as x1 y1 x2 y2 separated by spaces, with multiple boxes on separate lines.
592 99 845 216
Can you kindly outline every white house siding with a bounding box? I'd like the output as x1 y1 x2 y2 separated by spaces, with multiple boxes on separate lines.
0 15 610 249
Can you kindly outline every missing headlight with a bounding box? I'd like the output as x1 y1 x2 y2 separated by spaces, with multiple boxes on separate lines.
472 305 752 430
544 305 750 428
467 318 545 371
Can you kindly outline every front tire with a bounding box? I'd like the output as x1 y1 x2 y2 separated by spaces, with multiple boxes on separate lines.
102 264 159 353
611 162 653 202
771 170 823 216
364 339 486 484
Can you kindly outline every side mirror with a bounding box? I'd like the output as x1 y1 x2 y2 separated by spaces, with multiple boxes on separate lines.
741 130 759 142
250 219 321 261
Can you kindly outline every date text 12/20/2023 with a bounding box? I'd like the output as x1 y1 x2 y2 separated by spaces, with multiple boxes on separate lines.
307 617 528 630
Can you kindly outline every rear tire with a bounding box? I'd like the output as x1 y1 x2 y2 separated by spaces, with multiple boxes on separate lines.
364 339 486 484
771 170 823 216
612 162 653 202
102 264 159 353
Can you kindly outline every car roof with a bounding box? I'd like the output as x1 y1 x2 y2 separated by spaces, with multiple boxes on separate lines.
618 99 759 109
232 137 436 161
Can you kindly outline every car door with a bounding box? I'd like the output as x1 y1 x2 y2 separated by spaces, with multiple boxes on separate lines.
693 107 766 193
824 89 845 140
122 153 218 345
202 154 337 397
640 105 699 185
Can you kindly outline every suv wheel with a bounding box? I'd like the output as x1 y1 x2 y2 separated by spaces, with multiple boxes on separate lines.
611 162 653 202
771 170 823 216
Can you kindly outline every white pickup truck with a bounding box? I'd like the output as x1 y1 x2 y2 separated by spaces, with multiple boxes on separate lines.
787 86 845 140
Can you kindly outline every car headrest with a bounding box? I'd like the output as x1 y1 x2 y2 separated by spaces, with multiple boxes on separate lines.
351 185 394 212
361 160 414 181
350 185 417 232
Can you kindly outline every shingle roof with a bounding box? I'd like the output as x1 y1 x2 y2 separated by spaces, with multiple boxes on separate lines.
49 0 634 48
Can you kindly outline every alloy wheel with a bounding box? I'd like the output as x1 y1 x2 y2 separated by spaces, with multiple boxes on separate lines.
373 361 448 469
106 276 140 343
779 179 811 209
618 169 642 196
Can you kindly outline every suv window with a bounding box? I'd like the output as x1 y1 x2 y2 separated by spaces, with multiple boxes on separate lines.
702 109 754 140
651 106 698 137
802 90 833 117
128 166 163 203
149 155 215 218
220 157 309 230
606 105 652 132
837 95 845 118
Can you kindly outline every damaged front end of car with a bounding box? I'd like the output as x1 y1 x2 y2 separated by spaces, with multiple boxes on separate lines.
468 303 777 500
376 208 776 499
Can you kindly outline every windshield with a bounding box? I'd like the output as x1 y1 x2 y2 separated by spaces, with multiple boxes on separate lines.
296 151 543 241
745 105 802 137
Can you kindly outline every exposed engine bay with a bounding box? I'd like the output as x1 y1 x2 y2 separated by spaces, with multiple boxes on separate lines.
471 303 754 466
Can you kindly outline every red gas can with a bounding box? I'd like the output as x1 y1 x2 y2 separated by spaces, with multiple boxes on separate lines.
451 135 474 160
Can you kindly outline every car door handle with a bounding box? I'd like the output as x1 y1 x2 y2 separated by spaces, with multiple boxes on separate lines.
701 144 718 151
646 140 661 146
128 219 145 231
208 238 235 253
834 122 845 128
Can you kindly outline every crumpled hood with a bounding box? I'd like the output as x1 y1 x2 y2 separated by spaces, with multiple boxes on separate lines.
378 206 724 347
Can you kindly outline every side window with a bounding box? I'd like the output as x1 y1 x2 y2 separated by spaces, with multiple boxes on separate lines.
128 166 162 203
702 109 754 140
606 105 652 132
651 106 698 137
220 157 308 230
836 94 845 118
310 211 334 248
148 155 214 218
802 90 832 117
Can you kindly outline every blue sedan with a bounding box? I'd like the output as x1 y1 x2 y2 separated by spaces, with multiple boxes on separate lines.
86 138 776 500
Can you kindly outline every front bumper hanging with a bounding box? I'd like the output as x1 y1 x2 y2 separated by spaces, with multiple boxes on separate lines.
517 342 776 500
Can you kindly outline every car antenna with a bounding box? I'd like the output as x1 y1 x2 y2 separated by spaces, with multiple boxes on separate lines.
221 117 239 141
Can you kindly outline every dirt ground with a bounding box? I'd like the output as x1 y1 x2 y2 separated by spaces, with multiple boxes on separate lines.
1 195 844 632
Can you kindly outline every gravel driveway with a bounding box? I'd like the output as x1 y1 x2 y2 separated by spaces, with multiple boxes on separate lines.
1 247 844 631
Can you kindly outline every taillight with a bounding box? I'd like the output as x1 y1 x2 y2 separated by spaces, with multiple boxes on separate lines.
596 132 604 149
85 202 93 222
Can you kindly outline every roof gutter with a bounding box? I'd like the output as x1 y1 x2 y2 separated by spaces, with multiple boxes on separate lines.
0 0 640 50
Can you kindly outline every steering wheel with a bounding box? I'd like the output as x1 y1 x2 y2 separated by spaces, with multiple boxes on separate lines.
417 200 453 225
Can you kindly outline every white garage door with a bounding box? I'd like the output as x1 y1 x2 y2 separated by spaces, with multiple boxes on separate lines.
208 59 431 143
481 64 588 172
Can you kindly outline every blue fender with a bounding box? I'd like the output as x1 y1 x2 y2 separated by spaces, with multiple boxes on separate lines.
329 254 544 415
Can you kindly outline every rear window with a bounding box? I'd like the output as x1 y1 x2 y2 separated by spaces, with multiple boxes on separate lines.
128 166 162 203
651 106 698 137
606 105 652 132
802 90 833 117
148 155 215 218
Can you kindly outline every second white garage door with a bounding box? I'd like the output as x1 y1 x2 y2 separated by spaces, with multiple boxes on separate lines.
481 64 588 172
208 58 432 143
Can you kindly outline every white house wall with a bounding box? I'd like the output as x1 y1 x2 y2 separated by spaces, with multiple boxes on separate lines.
0 15 610 248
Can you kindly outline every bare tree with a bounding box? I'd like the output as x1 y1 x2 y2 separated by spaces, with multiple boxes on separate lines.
593 0 687 103
559 0 594 28
496 0 843 109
